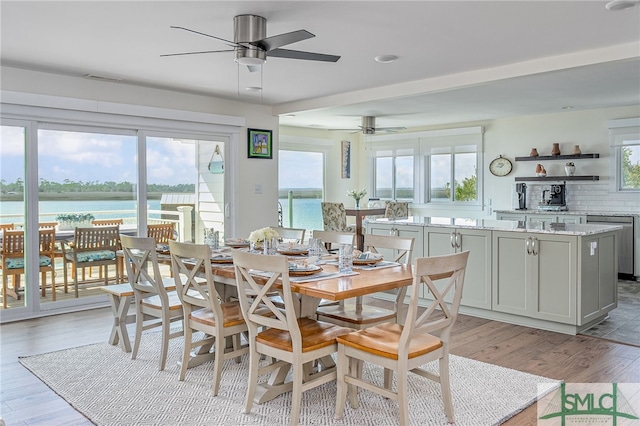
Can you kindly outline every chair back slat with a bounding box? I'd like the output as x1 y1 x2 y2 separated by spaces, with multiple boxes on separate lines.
402 251 469 349
73 226 120 252
91 218 124 227
2 229 24 258
233 251 300 338
310 230 355 253
362 233 415 265
120 235 167 298
271 226 305 243
147 223 175 244
169 240 223 314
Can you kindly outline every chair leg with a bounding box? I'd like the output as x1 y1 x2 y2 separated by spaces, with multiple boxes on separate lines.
41 272 46 297
348 356 359 409
212 332 224 396
62 260 69 294
131 302 144 361
335 344 348 420
179 321 192 381
290 357 304 426
2 274 8 309
158 311 171 371
440 354 454 423
383 367 393 390
243 346 260 414
73 265 80 298
397 363 409 426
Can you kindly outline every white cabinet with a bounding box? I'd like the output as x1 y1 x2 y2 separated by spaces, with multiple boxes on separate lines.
368 223 424 261
424 227 492 309
492 231 577 324
579 233 617 324
496 212 528 222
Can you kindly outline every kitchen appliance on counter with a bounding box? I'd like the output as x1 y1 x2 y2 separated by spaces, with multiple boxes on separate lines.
586 215 635 280
515 183 527 210
538 183 567 211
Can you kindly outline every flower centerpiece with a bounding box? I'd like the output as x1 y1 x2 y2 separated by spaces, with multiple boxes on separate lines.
347 188 367 208
248 227 280 254
55 213 95 230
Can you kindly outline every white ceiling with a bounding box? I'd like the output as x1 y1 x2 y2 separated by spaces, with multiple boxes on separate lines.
1 1 639 131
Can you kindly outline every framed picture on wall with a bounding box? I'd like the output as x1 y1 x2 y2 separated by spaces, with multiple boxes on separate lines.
248 128 273 159
341 140 351 178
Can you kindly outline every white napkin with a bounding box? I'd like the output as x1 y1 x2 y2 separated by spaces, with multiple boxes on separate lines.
355 251 383 260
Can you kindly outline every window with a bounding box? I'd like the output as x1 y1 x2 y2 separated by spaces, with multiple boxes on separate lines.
367 138 417 201
367 126 483 205
278 135 333 236
609 122 640 192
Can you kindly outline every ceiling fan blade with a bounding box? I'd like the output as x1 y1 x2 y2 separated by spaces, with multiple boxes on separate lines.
247 65 261 73
377 126 407 131
252 29 315 51
267 48 340 62
169 26 249 48
160 49 235 57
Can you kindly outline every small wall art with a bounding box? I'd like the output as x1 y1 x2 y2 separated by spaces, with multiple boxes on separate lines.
341 140 351 178
248 128 272 159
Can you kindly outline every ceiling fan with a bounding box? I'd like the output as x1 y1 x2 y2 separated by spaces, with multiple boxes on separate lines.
333 116 407 134
161 14 340 72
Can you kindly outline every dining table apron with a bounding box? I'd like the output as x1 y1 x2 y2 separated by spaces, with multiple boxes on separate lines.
344 207 386 251
207 261 413 404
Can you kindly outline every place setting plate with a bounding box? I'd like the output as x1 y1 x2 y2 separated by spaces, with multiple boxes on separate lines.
288 264 322 277
225 239 250 249
278 248 309 256
210 255 233 264
353 255 383 265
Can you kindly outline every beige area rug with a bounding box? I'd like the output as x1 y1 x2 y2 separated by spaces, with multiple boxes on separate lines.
19 332 560 425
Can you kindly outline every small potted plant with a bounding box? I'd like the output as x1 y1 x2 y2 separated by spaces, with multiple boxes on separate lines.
55 213 95 230
347 188 367 208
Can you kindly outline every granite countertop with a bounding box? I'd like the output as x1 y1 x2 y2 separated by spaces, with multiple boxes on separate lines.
367 217 622 236
494 210 639 218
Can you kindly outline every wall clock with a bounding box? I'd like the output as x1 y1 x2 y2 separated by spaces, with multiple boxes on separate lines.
489 155 513 177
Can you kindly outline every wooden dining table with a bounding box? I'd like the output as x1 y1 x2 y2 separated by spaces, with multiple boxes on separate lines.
208 259 413 404
345 207 386 250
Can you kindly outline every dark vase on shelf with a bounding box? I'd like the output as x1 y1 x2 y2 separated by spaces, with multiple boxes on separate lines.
551 143 561 156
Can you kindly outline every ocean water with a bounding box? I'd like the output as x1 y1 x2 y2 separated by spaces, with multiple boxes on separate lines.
0 198 323 231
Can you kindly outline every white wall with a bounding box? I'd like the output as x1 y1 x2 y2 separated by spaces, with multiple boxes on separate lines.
1 66 280 238
281 104 640 218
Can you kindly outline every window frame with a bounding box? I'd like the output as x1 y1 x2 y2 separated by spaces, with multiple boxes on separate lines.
366 127 483 209
608 119 640 193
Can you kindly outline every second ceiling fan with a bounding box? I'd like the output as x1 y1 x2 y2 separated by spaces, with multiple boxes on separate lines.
333 116 407 134
162 14 340 72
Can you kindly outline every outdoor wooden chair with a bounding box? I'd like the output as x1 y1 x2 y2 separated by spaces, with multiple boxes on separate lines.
232 250 352 426
1 228 57 308
120 235 183 371
316 233 415 329
170 240 249 396
61 226 120 297
147 223 175 245
90 219 124 279
335 251 469 425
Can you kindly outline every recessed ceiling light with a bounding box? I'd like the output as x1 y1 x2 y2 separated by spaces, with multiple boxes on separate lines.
374 55 398 64
605 0 639 10
245 86 262 92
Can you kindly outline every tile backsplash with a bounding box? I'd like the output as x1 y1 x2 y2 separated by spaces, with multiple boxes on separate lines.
512 183 640 213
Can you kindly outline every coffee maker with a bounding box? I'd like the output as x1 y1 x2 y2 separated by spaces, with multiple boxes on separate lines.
548 184 566 207
539 183 567 210
515 183 527 210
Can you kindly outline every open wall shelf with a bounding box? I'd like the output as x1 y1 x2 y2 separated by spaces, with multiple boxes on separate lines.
515 153 600 161
514 175 600 182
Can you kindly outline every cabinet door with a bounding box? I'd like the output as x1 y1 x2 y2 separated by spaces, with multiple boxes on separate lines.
492 231 529 315
532 234 577 324
457 229 492 309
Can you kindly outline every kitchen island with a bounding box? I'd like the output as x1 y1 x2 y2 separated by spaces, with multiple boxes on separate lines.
367 217 621 335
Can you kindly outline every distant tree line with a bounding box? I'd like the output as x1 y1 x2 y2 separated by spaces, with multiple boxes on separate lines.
0 178 194 194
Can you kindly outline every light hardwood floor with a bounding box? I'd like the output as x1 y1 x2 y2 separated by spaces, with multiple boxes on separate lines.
1 303 640 425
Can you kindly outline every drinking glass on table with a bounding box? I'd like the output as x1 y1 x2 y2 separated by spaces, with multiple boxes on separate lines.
338 243 353 273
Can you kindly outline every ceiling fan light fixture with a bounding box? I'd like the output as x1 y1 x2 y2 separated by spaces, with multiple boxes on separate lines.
236 56 265 66
605 0 639 10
